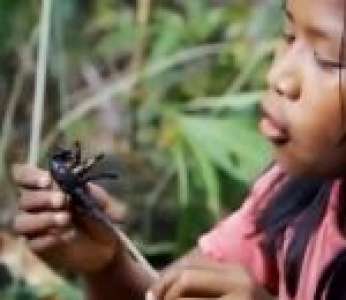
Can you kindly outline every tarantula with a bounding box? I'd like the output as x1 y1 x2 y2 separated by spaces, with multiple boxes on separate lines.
49 141 118 224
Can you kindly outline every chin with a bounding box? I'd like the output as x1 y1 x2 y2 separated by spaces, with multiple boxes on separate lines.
276 152 344 179
274 151 323 178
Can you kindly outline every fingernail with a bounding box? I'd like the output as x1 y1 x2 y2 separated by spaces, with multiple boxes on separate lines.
145 291 156 300
62 230 77 242
39 175 50 188
86 182 96 192
54 213 69 226
52 193 64 209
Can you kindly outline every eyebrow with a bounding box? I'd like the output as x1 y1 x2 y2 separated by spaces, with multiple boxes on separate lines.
284 7 332 40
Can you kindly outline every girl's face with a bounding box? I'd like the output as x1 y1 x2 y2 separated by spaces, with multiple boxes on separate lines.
260 0 346 177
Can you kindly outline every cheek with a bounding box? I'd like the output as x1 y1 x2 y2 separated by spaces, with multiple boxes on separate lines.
276 75 346 175
294 72 342 143
291 105 339 147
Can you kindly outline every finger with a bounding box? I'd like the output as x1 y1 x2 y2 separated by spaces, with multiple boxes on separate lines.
146 291 156 300
150 269 181 299
86 183 112 209
28 234 60 252
13 211 71 235
74 212 115 245
219 291 251 300
18 190 68 211
164 269 233 300
87 183 113 209
87 183 127 222
12 164 52 189
146 292 215 300
177 298 217 300
105 200 127 223
59 228 78 243
27 228 77 252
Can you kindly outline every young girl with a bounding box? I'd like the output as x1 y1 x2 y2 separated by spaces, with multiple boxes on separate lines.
12 0 346 299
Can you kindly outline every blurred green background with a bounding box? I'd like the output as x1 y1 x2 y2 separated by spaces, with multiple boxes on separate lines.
0 0 282 299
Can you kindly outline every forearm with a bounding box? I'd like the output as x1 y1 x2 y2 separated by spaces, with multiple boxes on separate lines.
84 248 201 300
84 246 277 300
85 250 154 300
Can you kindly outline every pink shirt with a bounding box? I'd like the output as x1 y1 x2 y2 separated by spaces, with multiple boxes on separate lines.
199 165 344 300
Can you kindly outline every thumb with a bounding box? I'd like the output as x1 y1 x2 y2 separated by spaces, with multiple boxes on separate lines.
145 291 157 300
87 183 128 222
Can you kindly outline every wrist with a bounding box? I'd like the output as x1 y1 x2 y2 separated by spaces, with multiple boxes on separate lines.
83 246 128 282
83 248 151 300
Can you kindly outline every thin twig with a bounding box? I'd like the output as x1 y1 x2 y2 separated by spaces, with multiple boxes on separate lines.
28 0 53 166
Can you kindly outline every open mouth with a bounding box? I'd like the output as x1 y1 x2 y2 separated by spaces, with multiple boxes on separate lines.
259 107 290 146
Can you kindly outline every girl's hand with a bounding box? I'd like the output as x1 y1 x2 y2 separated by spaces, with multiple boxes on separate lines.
11 164 127 274
149 262 270 300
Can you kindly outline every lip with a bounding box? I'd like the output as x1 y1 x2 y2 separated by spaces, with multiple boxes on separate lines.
259 105 290 145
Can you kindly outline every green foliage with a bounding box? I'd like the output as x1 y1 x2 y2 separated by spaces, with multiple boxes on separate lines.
0 1 35 54
0 280 82 300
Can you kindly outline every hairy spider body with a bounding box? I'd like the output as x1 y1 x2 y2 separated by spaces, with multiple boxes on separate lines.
49 142 118 225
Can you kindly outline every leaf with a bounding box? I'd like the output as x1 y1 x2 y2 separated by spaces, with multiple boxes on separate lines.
187 91 264 111
227 42 275 93
187 139 221 219
150 9 186 60
178 115 271 182
172 141 189 208
248 0 283 39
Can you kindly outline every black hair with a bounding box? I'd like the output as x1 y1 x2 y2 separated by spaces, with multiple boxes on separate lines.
255 176 333 298
254 1 346 299
255 177 346 300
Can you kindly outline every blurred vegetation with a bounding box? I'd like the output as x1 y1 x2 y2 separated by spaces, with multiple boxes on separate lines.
0 0 283 298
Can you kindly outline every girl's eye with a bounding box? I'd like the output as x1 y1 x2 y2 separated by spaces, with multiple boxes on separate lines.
313 51 345 70
282 31 296 44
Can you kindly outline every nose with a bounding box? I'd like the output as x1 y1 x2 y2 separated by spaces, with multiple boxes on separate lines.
267 51 301 101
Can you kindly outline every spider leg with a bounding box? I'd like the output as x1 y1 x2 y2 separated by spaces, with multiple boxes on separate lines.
81 172 118 185
71 141 82 168
75 141 82 165
73 154 105 177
